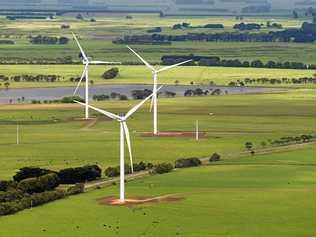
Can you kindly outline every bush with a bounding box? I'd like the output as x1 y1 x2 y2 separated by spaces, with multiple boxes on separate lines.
0 190 25 202
61 95 84 103
17 173 60 194
66 183 84 195
102 68 119 80
0 180 17 192
209 153 221 162
175 158 201 168
13 167 54 182
58 165 102 184
0 190 65 216
133 162 147 172
152 163 174 174
104 166 120 178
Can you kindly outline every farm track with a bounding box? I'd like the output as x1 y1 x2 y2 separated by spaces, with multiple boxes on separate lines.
84 141 316 192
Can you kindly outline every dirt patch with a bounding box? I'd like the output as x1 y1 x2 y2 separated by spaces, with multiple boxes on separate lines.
97 194 184 206
141 131 208 138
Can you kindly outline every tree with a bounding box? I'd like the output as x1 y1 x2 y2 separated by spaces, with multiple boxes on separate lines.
76 14 84 20
293 10 299 19
151 163 173 174
102 68 119 80
13 167 54 182
209 153 221 162
245 142 253 151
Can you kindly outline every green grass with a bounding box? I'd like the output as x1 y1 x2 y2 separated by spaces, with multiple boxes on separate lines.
0 15 316 64
1 89 316 179
1 65 316 89
1 147 316 236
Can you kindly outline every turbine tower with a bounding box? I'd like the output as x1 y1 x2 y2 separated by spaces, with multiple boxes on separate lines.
127 46 191 135
72 32 120 119
75 86 162 203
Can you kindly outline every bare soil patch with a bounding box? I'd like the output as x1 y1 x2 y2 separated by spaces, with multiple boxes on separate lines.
97 194 184 206
141 131 208 138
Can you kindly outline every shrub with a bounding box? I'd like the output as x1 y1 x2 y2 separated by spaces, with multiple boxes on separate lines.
0 190 65 216
58 165 102 184
133 161 147 172
17 173 60 194
13 167 54 182
61 95 84 103
102 68 119 80
0 190 25 202
104 166 120 178
119 95 128 100
175 158 201 168
0 180 17 192
66 183 85 195
152 163 174 174
209 153 221 162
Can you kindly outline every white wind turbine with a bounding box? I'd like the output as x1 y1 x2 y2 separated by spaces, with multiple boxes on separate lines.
127 46 192 135
75 86 162 203
72 32 120 119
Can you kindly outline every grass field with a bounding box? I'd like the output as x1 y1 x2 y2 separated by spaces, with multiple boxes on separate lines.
0 15 316 64
2 14 316 236
0 65 316 89
1 146 316 236
1 89 316 179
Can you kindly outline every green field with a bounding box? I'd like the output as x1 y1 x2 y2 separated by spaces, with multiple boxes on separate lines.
1 147 316 237
0 65 316 89
0 14 316 64
2 13 316 236
1 89 316 179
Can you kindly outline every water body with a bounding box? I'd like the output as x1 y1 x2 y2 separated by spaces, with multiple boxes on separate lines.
0 84 282 104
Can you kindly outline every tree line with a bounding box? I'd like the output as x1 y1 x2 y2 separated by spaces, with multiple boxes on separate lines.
161 54 315 70
229 76 316 86
30 35 69 45
113 22 316 44
0 149 222 216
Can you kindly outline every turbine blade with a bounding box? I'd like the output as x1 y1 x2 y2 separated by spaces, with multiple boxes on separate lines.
73 64 88 95
72 32 88 61
74 100 121 120
149 96 154 112
123 122 134 173
90 61 121 65
124 86 163 119
156 60 192 73
127 46 155 71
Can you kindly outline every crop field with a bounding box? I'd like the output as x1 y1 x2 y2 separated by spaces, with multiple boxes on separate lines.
0 15 316 64
1 89 316 180
1 146 316 237
2 13 316 237
0 65 316 89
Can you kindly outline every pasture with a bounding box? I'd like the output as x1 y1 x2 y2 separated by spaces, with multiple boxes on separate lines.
1 146 316 236
1 89 316 179
1 13 316 237
0 65 316 89
0 14 316 64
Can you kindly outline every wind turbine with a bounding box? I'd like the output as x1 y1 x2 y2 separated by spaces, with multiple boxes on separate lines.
75 86 162 203
127 46 192 135
72 32 120 119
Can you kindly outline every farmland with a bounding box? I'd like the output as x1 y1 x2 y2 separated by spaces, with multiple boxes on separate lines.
1 13 316 237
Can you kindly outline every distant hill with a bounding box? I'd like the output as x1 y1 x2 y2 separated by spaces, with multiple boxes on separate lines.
0 0 314 15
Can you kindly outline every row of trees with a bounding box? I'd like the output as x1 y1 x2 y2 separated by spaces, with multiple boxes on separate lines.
233 23 261 31
161 54 315 70
31 96 85 105
30 35 69 45
0 40 14 44
113 23 316 44
0 56 73 65
230 77 316 86
269 135 316 147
